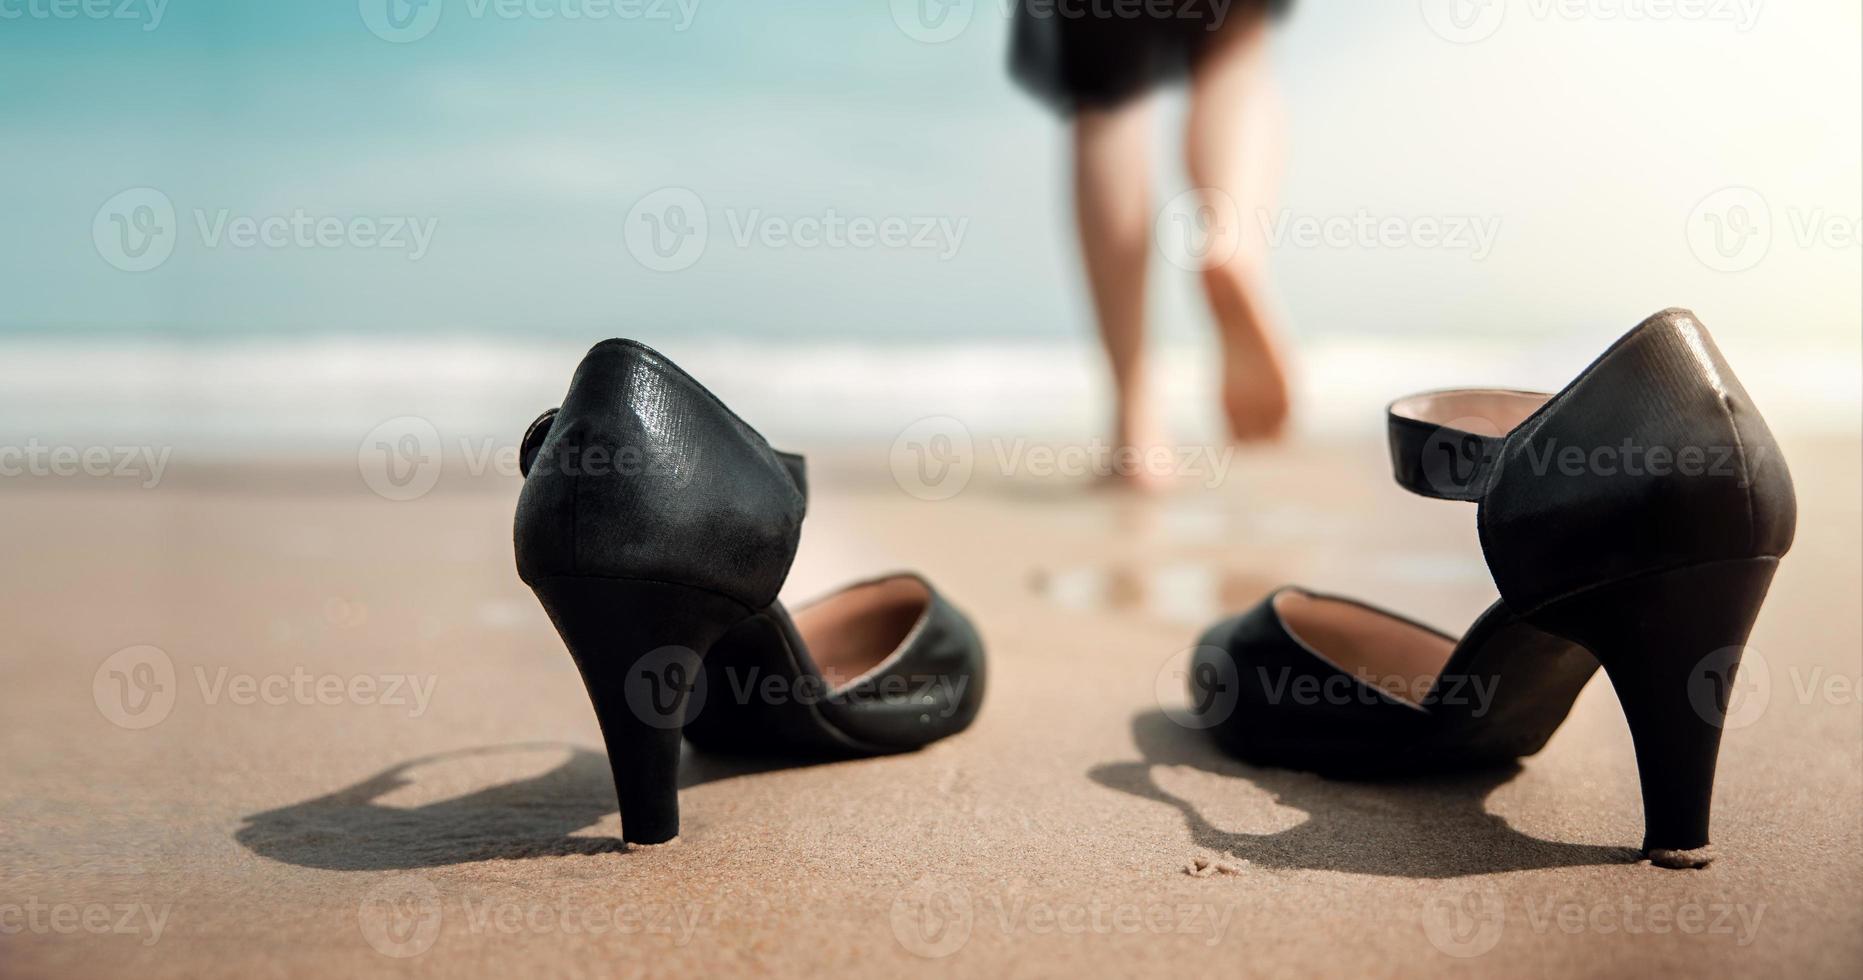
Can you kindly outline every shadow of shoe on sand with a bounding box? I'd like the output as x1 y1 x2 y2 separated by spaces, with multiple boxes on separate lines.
1090 710 1638 878
236 742 824 870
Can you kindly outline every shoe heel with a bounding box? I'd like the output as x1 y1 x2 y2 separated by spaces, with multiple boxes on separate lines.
1531 557 1778 868
527 576 751 846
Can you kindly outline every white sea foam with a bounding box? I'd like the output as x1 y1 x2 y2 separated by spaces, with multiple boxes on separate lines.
1 333 1853 457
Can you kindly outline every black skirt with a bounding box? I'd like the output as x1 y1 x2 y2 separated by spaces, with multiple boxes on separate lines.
1010 0 1292 114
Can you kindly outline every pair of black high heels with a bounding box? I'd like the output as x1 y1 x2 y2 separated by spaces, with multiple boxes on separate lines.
515 308 1793 868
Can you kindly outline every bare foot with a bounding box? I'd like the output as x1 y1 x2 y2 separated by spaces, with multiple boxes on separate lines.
1199 260 1293 442
1220 329 1292 443
1101 402 1172 492
1098 454 1172 493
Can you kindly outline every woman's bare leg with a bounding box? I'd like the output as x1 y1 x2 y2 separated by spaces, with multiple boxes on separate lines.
1074 97 1165 485
1186 12 1293 442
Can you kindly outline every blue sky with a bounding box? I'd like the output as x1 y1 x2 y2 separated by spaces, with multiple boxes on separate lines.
3 0 1857 343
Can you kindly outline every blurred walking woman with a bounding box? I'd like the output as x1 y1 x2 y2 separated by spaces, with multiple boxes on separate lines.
1012 1 1296 480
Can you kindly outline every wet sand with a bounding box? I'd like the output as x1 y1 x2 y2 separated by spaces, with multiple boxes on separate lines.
2 435 1858 978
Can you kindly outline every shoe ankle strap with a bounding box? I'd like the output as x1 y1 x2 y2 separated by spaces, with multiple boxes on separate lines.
1386 388 1549 501
519 408 558 478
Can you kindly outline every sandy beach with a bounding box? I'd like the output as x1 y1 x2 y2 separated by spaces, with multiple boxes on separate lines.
2 433 1858 979
5 0 1857 974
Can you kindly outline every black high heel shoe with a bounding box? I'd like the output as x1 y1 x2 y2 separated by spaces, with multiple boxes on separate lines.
515 340 986 846
1188 309 1794 868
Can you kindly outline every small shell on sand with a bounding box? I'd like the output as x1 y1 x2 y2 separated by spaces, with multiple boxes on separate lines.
1185 855 1247 877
